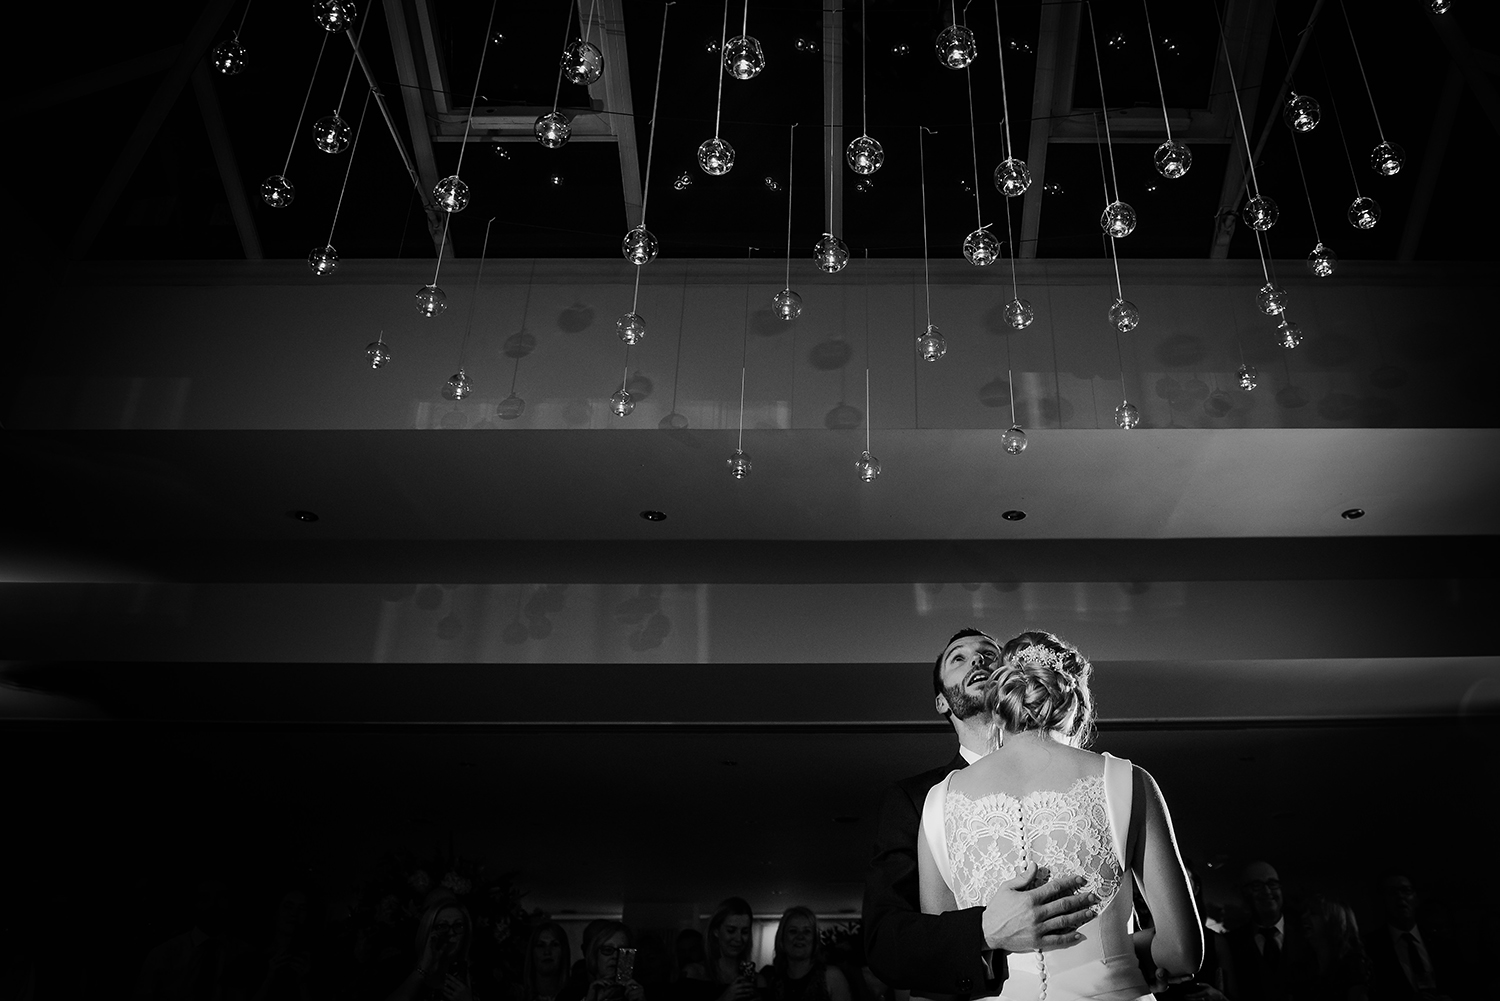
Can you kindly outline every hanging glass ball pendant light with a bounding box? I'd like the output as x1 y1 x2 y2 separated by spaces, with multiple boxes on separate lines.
496 393 526 420
433 175 469 213
814 234 849 273
621 225 659 265
312 114 351 153
307 245 338 275
846 135 884 175
610 388 634 417
1153 141 1192 179
1100 200 1137 238
963 227 1001 266
1235 364 1258 390
935 24 977 68
1277 317 1303 348
1109 297 1140 332
616 312 647 344
1001 425 1027 454
1242 195 1279 231
415 284 447 317
1429 0 1452 11
916 324 947 361
366 339 392 369
534 112 571 148
312 0 358 32
1370 140 1404 176
1114 401 1141 429
1256 282 1289 315
698 137 735 175
1307 242 1338 277
723 35 766 79
1004 297 1034 330
441 368 472 400
993 157 1032 196
727 449 753 478
260 174 294 208
1348 195 1381 229
561 39 604 85
772 288 803 320
212 35 248 75
855 450 882 481
1283 93 1321 132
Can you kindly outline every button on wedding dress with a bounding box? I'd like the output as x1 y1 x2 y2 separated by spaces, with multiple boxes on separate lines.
919 753 1149 1001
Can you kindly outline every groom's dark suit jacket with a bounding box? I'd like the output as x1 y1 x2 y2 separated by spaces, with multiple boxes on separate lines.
862 751 1002 998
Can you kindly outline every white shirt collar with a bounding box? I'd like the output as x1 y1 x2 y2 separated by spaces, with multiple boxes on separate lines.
959 745 984 765
1391 924 1424 945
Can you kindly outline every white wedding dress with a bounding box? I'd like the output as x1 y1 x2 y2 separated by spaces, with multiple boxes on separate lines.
919 752 1149 1001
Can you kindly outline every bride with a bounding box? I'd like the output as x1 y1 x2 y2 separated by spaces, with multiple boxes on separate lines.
918 631 1202 1001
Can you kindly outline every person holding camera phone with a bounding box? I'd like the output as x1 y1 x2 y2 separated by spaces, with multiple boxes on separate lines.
558 922 646 1001
388 900 475 1001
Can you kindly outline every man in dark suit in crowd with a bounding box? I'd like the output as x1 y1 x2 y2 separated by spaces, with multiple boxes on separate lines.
1368 874 1463 1001
862 628 1100 999
1221 861 1308 1001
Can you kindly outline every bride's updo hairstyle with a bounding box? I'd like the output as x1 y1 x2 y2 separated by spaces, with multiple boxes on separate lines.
988 630 1096 747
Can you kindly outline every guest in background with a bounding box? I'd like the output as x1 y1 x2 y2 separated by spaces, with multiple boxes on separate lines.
515 922 572 1001
386 899 475 1001
573 921 612 995
1295 893 1369 1001
135 876 263 1001
557 921 645 1001
676 899 761 1001
252 888 325 1001
1222 861 1308 1001
674 930 707 983
762 908 851 1001
1366 876 1459 1001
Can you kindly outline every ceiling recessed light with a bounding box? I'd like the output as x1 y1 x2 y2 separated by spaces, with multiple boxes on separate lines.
640 510 667 522
1341 508 1365 520
1002 510 1026 521
288 510 320 522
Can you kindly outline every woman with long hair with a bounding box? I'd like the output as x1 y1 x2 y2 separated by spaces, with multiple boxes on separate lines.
1297 894 1369 1001
387 899 474 1001
762 908 851 1001
917 630 1203 1001
515 922 572 1001
557 921 646 1001
676 899 762 1001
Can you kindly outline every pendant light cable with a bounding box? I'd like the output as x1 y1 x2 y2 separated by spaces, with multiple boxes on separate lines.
454 0 501 178
638 3 673 229
1092 112 1125 301
963 69 984 231
326 87 372 246
992 0 1015 159
861 0 869 138
737 246 752 452
714 0 729 138
550 0 575 115
784 123 797 290
458 217 496 369
281 33 330 176
1210 0 1263 199
1336 0 1385 140
234 0 256 37
1084 3 1122 202
918 126 933 327
334 9 370 116
1141 0 1172 142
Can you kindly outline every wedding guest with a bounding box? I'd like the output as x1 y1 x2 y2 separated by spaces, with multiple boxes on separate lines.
675 899 762 1001
515 922 572 1001
252 888 325 1001
557 921 645 1001
1295 893 1369 1001
386 899 475 1001
761 908 851 1001
1366 875 1459 1001
1222 862 1309 1001
134 876 263 1001
675 930 707 982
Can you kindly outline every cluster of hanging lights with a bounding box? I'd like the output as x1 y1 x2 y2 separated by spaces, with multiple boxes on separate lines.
209 0 1435 459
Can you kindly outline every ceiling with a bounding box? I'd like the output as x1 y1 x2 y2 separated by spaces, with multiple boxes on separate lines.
9 0 1500 264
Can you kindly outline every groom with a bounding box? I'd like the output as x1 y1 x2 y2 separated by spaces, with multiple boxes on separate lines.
862 628 1100 998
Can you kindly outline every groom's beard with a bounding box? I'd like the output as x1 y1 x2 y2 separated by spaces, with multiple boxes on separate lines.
943 682 990 721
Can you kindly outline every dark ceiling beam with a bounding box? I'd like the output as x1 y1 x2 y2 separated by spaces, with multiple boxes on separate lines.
590 0 642 229
823 0 844 243
1427 13 1500 138
1018 1 1076 258
8 45 182 120
381 0 452 259
68 0 239 260
346 27 434 229
1206 0 1282 260
1399 62 1463 262
190 61 261 261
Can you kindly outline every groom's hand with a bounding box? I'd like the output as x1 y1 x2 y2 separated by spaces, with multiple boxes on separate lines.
982 862 1100 953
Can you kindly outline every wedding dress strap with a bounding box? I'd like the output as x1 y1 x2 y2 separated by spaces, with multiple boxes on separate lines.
921 770 958 890
1101 752 1133 870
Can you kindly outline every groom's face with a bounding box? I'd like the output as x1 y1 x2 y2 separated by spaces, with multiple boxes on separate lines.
936 634 999 721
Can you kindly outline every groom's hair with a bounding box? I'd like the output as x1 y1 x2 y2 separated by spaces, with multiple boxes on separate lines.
933 628 993 700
